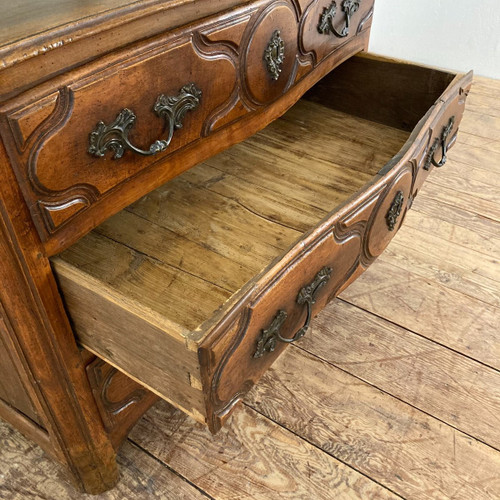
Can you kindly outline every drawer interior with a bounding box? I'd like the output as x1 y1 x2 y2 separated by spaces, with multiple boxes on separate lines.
305 54 456 132
51 55 457 404
53 98 409 332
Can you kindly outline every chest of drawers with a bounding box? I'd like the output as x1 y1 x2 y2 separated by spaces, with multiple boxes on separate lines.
0 0 471 493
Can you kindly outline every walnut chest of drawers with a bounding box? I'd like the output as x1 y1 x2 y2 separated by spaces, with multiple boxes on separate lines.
0 0 471 492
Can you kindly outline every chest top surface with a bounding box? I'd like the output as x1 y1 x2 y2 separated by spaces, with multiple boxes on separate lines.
0 0 245 100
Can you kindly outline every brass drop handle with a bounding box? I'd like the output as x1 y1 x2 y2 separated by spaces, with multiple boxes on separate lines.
318 0 360 38
88 83 202 159
254 267 332 358
424 116 455 170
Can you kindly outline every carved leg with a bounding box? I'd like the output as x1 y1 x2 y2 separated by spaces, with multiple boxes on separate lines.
0 141 118 494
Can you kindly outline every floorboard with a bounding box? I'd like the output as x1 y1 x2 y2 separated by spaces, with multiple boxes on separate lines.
0 421 209 500
340 258 500 370
245 348 500 500
1 76 499 499
299 300 500 449
130 402 399 499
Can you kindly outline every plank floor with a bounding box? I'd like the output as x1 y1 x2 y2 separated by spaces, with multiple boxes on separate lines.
1 76 499 499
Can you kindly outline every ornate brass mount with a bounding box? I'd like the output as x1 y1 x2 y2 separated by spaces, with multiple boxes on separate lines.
318 0 360 38
424 116 456 170
386 190 404 231
264 30 285 81
254 267 332 358
88 83 202 159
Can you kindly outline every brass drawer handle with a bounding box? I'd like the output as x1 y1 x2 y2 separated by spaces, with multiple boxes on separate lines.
264 30 285 81
88 83 202 159
424 116 455 170
254 267 332 358
318 0 360 38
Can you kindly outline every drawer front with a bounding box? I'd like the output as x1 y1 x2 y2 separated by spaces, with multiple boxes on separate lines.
301 0 374 65
0 0 373 252
200 69 472 433
412 86 470 198
200 162 413 432
1 11 247 238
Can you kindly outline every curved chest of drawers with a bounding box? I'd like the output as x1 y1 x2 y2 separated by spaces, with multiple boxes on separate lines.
51 54 472 432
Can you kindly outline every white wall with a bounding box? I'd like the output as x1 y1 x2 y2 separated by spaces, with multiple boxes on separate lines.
368 0 500 79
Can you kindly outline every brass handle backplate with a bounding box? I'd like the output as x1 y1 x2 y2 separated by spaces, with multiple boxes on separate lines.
386 190 405 231
424 116 456 170
318 0 360 38
264 30 285 81
88 83 202 159
254 267 332 358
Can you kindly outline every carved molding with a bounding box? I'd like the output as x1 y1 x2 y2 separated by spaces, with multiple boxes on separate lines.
86 358 148 431
192 31 249 136
4 87 101 235
356 4 374 34
207 305 253 431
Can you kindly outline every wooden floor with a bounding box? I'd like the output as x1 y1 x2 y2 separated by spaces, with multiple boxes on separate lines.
1 76 499 499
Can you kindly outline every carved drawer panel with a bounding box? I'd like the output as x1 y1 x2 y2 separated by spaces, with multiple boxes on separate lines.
0 0 374 255
243 1 299 104
301 0 374 65
51 55 471 432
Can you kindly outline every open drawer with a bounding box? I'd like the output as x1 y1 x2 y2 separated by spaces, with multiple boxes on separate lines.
51 55 472 432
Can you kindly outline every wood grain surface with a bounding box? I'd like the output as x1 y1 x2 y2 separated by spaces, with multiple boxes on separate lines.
1 77 498 499
0 419 207 500
57 99 406 330
246 348 500 500
0 0 246 100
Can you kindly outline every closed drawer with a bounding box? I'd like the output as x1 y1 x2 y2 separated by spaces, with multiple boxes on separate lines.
301 0 375 64
51 55 471 432
0 0 373 254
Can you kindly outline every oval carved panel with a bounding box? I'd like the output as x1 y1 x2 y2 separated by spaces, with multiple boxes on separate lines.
241 1 299 105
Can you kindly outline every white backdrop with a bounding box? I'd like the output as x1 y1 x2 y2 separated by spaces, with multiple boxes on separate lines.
368 0 500 79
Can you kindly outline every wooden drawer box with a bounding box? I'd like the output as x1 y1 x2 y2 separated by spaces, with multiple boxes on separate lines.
51 55 472 432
